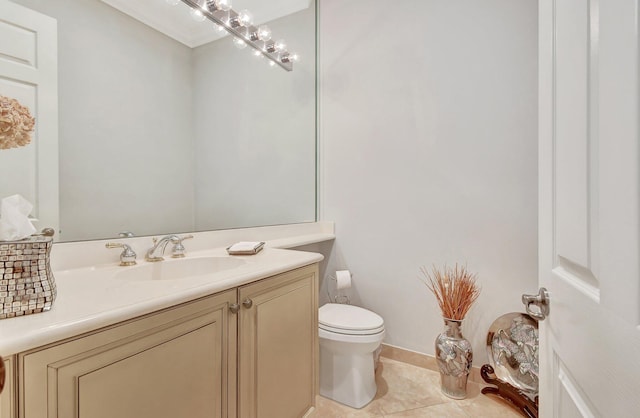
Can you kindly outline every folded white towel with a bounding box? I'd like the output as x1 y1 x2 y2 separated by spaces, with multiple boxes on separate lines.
227 241 265 255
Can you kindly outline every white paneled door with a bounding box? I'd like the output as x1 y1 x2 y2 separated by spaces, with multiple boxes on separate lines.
538 0 640 416
0 0 58 233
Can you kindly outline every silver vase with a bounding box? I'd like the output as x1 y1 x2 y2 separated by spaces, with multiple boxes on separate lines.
435 318 473 399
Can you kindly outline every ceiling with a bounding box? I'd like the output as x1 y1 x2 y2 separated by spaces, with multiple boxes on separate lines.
100 0 312 48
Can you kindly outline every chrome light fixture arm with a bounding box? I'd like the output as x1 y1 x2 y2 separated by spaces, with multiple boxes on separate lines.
179 0 294 71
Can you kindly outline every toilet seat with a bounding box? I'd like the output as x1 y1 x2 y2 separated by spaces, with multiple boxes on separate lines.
319 303 384 335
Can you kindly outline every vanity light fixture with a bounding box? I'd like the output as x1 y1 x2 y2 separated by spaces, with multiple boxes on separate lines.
171 0 295 71
257 25 272 41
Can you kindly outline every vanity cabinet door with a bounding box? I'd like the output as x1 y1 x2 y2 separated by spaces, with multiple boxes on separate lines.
238 264 318 418
19 290 237 418
0 356 15 418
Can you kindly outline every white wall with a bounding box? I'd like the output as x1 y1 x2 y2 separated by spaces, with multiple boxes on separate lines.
318 0 538 365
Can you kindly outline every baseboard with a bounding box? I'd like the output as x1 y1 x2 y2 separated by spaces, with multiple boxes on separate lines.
380 343 484 385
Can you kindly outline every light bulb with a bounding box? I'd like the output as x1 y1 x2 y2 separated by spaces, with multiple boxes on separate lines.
252 49 263 58
216 0 232 11
233 37 247 49
243 27 255 40
213 23 225 32
268 61 276 68
238 9 253 26
264 41 277 53
166 0 180 5
274 39 287 52
289 52 300 63
257 25 272 41
190 8 206 22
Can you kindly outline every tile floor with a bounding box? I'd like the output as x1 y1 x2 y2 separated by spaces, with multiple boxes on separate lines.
309 357 522 417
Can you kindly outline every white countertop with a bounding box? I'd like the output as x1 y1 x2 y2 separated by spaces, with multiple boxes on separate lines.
0 230 330 356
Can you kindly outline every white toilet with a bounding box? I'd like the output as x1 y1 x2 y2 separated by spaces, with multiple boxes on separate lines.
318 303 385 409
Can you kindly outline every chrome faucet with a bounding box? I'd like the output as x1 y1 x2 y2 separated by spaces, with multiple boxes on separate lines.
105 242 137 266
146 235 179 262
171 234 193 258
145 234 193 262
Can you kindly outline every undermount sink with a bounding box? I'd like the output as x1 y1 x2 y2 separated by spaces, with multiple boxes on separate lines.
113 256 247 281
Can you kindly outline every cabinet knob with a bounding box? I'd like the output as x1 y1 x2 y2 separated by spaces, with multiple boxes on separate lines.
0 357 5 394
229 303 240 314
242 298 253 309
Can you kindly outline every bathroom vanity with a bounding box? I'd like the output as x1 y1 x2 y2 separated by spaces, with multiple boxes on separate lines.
0 227 331 418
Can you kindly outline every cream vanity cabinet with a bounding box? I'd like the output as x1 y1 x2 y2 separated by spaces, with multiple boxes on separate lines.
12 264 318 418
238 265 318 418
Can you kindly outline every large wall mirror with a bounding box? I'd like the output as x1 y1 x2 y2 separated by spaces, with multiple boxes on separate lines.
4 0 317 242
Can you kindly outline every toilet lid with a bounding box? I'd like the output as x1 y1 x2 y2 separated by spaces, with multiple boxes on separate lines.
319 303 384 335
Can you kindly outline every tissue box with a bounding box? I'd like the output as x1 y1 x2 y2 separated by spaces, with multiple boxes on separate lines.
0 236 56 319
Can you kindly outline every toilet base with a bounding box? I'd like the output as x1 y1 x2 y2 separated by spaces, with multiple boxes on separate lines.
319 346 378 409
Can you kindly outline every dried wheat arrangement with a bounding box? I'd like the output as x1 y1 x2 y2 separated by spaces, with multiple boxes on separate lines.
421 264 480 321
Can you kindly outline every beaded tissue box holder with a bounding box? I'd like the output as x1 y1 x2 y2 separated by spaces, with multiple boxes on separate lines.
0 236 56 319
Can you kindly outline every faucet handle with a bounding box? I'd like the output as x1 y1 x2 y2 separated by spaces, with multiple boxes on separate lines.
106 242 137 266
171 235 194 258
